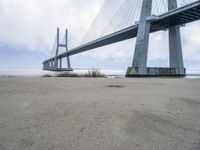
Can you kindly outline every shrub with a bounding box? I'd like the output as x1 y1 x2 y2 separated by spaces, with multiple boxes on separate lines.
45 69 105 78
85 69 105 78
56 72 79 77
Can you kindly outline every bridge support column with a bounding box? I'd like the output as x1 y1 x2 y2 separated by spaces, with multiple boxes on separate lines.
126 0 186 77
47 62 50 70
44 62 47 70
168 0 185 75
44 62 48 70
65 29 72 71
126 0 152 76
60 58 62 69
54 28 59 70
51 60 54 70
43 62 45 70
48 61 50 69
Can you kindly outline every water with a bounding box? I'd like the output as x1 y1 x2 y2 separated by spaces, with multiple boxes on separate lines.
0 68 126 78
0 68 199 78
0 68 56 77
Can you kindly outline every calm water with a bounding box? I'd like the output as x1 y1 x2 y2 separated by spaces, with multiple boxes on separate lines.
0 68 126 78
0 68 199 78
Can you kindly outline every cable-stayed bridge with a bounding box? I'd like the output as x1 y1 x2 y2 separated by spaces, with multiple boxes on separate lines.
43 0 200 76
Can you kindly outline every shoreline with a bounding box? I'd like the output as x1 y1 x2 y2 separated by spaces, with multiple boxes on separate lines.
0 68 200 78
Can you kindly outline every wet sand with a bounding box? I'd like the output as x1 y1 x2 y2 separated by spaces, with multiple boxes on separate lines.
0 77 200 150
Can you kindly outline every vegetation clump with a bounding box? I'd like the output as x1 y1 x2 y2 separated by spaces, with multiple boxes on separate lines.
56 72 79 77
42 69 105 78
84 69 105 78
44 69 106 78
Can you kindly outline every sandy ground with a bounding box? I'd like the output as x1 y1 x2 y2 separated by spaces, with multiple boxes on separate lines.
0 77 200 150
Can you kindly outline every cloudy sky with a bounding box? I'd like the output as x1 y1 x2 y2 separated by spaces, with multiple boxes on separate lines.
0 0 199 73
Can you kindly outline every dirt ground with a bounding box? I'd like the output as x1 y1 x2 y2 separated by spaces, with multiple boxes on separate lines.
0 77 200 150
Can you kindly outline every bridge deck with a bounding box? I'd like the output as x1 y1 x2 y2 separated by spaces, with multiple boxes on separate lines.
44 1 200 63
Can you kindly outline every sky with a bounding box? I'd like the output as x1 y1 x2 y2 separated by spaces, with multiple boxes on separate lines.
0 0 200 73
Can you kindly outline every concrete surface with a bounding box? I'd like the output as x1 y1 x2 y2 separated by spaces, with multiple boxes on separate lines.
0 77 200 150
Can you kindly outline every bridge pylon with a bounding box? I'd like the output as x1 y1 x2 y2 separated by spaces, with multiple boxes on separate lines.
43 28 73 71
168 0 185 75
126 0 186 77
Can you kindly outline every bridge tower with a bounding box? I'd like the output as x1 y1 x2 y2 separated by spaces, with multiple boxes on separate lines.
54 28 60 69
131 0 152 75
126 0 186 76
43 28 72 71
168 0 185 74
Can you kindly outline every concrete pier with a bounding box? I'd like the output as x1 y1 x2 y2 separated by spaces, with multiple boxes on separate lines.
54 28 60 70
168 0 185 75
126 0 186 77
65 29 72 70
131 0 152 75
59 58 62 69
